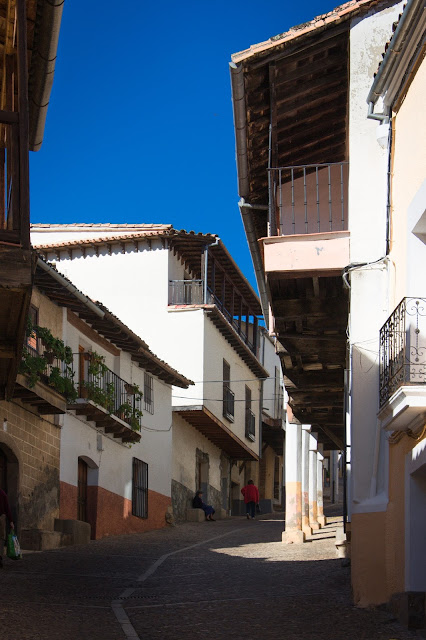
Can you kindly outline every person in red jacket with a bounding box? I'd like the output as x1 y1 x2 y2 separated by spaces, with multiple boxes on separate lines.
0 488 14 568
241 480 259 520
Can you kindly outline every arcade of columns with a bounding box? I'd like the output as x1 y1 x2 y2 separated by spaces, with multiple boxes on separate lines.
283 415 339 544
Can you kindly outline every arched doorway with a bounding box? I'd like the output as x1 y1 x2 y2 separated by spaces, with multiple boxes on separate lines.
0 442 19 528
77 456 99 539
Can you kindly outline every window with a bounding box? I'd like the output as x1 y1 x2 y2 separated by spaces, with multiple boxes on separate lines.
27 305 39 353
132 458 148 518
222 360 234 421
245 386 255 441
144 372 154 414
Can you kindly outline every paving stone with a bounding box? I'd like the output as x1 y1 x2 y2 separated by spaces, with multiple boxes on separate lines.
0 509 424 639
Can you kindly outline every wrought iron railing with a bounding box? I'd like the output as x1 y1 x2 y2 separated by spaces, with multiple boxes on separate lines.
268 162 349 236
223 385 235 421
245 408 256 441
379 298 426 407
76 353 143 431
20 329 75 399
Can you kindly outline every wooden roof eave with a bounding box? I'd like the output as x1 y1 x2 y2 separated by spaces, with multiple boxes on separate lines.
173 404 259 461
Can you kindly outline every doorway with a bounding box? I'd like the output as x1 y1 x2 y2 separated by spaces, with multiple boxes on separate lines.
77 458 88 522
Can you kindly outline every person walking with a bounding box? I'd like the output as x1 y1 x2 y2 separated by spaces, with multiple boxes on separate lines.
241 480 259 520
0 488 14 568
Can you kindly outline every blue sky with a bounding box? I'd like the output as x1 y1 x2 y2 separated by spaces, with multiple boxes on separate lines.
30 0 340 290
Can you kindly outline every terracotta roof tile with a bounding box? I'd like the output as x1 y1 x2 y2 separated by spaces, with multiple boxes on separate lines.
231 0 390 63
33 229 217 251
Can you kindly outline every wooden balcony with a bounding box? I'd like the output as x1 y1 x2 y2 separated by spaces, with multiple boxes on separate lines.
13 372 66 414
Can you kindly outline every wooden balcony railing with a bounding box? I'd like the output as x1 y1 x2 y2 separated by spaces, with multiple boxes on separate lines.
169 279 260 357
379 298 426 407
268 162 349 237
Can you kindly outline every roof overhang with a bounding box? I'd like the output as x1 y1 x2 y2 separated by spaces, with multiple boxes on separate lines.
173 405 259 460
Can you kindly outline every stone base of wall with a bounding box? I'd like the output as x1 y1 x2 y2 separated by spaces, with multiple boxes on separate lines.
171 479 195 522
60 481 170 539
172 480 225 522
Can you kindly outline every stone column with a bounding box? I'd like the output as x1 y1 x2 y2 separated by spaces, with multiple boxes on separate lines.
301 426 312 536
309 433 320 530
282 420 305 544
317 452 326 527
330 450 339 503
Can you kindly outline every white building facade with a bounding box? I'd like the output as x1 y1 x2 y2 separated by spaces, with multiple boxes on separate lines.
31 225 285 520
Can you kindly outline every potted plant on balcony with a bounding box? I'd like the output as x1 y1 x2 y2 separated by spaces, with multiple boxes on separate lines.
81 352 116 413
20 323 76 399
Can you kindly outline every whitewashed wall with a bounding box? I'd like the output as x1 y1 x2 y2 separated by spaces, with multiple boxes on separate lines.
348 2 404 512
62 318 173 499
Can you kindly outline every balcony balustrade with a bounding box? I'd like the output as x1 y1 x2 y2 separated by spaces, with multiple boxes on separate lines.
70 352 142 441
379 298 426 408
268 162 349 236
245 408 256 441
14 328 74 414
169 280 260 357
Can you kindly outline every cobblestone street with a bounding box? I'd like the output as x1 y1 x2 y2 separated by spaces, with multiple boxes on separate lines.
0 512 424 640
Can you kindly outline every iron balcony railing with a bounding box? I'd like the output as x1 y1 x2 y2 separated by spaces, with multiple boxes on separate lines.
223 385 235 422
268 162 349 236
76 353 143 431
169 280 260 356
245 408 256 441
379 298 426 407
20 330 75 399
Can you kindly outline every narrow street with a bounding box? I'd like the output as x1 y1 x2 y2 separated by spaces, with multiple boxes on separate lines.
0 510 423 640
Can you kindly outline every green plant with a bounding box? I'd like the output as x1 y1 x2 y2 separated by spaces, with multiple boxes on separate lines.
117 400 143 431
19 347 47 387
48 366 78 402
87 351 108 377
20 322 76 400
82 380 115 413
35 326 73 364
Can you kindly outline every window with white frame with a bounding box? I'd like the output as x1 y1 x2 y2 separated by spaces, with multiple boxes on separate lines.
144 372 154 414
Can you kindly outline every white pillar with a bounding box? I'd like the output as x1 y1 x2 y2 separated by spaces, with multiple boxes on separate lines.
282 420 305 544
317 452 326 527
309 433 320 530
301 426 312 536
330 450 339 503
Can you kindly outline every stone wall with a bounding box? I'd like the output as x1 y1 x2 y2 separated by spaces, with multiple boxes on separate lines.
171 478 194 522
0 400 60 533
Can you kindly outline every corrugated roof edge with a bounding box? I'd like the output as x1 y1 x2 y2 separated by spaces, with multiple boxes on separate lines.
231 0 390 63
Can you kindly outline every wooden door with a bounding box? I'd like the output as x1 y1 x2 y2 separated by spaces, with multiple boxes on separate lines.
77 458 88 522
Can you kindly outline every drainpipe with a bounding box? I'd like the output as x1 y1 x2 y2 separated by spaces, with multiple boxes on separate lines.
203 238 219 303
238 199 270 329
37 258 105 318
29 0 65 151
